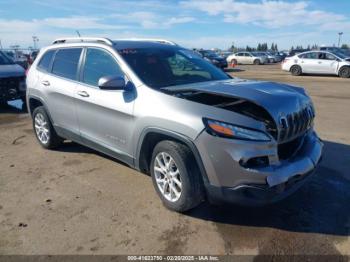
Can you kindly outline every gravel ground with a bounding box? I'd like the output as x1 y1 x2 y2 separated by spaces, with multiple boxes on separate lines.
0 64 349 256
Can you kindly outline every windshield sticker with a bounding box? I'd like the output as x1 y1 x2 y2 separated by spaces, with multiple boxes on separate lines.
119 49 137 55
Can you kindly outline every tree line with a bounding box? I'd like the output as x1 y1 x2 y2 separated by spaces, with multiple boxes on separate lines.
229 43 278 52
229 43 349 52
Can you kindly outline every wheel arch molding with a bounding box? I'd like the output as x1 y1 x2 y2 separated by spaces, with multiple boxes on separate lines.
134 127 210 185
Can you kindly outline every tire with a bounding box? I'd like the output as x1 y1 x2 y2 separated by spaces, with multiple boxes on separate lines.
339 66 350 78
253 59 261 65
20 96 26 104
32 106 63 149
290 65 302 76
231 59 237 65
150 140 204 212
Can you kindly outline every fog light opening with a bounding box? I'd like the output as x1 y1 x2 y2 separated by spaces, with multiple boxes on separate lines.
240 156 269 168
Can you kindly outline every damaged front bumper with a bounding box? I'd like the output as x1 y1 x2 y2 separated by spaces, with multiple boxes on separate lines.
195 129 323 205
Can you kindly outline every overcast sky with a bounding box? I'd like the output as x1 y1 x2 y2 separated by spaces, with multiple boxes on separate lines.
0 0 349 50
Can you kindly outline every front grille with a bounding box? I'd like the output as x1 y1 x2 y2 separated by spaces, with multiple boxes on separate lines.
0 76 24 100
278 106 314 142
278 135 304 160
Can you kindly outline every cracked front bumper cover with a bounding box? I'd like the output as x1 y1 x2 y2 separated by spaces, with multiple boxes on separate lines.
196 130 323 205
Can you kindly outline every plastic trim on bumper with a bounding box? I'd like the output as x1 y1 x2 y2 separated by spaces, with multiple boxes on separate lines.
205 165 318 206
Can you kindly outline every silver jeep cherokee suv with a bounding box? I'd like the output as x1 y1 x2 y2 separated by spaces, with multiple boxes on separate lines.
26 37 323 212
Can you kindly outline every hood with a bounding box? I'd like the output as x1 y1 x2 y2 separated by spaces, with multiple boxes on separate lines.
162 78 311 125
0 64 25 78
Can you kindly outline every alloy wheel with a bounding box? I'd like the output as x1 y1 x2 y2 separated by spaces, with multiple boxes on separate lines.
154 152 182 202
34 113 50 144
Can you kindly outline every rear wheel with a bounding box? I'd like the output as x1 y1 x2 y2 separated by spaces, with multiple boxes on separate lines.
254 59 261 65
339 67 350 78
290 65 302 76
32 106 63 149
150 140 204 212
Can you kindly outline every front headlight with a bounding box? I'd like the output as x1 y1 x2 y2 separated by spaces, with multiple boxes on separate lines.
203 118 271 142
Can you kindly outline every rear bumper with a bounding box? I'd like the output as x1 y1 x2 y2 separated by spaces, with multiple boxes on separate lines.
195 129 323 206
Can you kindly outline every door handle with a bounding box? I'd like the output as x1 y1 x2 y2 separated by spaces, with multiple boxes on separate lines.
77 91 90 97
41 80 50 86
318 61 322 64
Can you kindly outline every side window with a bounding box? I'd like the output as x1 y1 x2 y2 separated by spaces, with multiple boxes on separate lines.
236 53 242 56
300 52 317 59
37 50 55 71
324 53 337 60
82 48 123 86
52 48 82 80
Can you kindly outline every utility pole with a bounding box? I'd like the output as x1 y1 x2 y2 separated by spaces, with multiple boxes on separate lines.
0 39 2 49
32 36 39 50
338 32 343 47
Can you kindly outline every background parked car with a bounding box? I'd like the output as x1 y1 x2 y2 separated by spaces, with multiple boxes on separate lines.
281 50 350 78
288 49 309 57
251 52 272 63
0 50 26 104
227 51 267 65
264 52 278 63
268 52 284 62
319 46 350 59
218 51 234 60
197 50 227 69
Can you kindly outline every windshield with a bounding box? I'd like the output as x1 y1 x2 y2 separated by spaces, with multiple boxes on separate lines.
0 51 15 65
118 47 230 89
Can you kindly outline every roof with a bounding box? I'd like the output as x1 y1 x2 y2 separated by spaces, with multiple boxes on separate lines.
113 40 178 50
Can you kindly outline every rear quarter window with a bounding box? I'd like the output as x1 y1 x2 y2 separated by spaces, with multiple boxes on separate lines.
51 48 82 80
37 50 56 71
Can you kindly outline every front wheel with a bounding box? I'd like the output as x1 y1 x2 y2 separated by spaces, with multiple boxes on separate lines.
32 106 63 149
339 67 350 78
254 59 261 65
150 140 204 212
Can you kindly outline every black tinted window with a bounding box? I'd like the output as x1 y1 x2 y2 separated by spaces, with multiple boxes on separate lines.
37 50 55 71
52 48 82 80
118 47 229 89
83 48 123 86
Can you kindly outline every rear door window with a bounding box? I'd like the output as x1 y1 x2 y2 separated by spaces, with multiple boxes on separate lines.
37 50 56 71
52 48 82 80
299 52 317 59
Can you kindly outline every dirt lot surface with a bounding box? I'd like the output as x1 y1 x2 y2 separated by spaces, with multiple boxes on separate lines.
0 64 349 256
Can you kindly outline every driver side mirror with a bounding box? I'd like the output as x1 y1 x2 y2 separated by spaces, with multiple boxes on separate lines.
98 75 126 90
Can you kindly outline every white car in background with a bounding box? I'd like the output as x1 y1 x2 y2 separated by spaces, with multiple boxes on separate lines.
226 52 267 65
282 51 350 78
